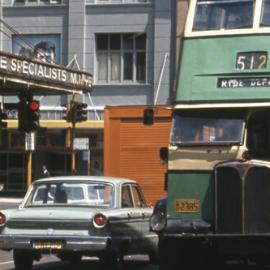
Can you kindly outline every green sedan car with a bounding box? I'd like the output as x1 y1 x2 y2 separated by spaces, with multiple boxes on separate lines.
0 176 158 270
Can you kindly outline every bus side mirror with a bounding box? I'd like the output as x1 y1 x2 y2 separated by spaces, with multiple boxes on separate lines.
160 147 168 162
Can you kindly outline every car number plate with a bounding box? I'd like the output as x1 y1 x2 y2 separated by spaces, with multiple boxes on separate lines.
32 240 63 249
174 199 200 213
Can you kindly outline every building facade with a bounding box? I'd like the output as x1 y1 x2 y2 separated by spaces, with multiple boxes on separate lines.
0 0 175 191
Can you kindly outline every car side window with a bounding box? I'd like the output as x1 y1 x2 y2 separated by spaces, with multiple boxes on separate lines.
32 184 56 205
32 185 47 203
131 185 146 208
64 186 84 200
121 185 133 208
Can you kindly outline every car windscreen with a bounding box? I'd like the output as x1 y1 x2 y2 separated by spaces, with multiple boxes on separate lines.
26 181 114 208
170 111 245 145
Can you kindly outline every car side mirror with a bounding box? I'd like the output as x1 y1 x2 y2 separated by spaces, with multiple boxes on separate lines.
0 183 4 191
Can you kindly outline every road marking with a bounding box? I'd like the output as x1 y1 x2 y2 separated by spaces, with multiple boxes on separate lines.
0 261 13 265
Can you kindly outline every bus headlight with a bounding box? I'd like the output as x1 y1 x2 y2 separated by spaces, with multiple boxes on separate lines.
150 212 166 232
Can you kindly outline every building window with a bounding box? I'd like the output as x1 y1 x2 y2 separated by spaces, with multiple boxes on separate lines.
13 0 61 5
12 34 61 64
96 33 146 84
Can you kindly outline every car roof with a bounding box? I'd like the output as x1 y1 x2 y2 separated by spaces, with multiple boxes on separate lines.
33 176 136 185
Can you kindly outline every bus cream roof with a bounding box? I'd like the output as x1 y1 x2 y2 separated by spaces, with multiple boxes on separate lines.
184 0 269 38
174 102 270 109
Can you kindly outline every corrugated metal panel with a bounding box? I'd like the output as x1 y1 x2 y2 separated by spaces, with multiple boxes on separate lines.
119 119 170 204
104 105 171 205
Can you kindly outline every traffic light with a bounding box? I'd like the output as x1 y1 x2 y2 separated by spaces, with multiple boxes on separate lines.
18 99 29 132
28 100 40 131
71 102 87 123
63 101 88 124
18 100 40 132
143 107 154 125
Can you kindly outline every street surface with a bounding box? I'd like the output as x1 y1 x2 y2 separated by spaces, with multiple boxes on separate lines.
0 200 269 270
1 251 270 270
0 252 156 270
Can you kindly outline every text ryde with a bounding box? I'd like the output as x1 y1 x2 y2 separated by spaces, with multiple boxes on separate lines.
218 77 270 88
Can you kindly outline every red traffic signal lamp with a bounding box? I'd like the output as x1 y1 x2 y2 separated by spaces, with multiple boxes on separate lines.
28 100 40 131
29 101 39 111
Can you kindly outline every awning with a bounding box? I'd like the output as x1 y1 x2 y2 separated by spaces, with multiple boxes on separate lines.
6 120 104 129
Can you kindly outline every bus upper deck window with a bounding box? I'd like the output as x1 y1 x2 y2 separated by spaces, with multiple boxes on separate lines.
193 0 253 31
261 0 270 26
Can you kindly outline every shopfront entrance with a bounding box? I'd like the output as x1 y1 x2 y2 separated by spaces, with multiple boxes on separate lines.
0 126 103 192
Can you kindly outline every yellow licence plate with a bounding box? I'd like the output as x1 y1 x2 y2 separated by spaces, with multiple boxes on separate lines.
174 199 200 213
32 240 63 249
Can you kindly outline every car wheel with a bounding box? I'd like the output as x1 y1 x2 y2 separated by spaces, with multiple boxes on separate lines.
13 249 34 270
100 252 123 270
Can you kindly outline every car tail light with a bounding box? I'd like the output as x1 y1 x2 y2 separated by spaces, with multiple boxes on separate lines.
93 213 107 228
0 213 6 226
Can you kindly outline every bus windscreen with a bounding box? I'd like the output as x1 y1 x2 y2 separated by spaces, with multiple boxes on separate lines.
170 113 245 145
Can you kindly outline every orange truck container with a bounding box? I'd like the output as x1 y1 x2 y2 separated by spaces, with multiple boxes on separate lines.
104 105 172 205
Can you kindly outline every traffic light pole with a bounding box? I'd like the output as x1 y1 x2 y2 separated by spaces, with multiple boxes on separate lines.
71 94 77 174
26 151 32 189
67 94 88 175
71 121 76 174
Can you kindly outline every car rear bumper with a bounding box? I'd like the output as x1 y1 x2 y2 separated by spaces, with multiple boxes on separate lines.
0 234 110 251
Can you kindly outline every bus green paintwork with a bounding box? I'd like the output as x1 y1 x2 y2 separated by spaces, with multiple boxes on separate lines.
176 35 270 102
167 172 213 220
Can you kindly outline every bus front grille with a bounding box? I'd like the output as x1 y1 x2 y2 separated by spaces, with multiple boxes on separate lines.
216 167 242 234
216 164 270 234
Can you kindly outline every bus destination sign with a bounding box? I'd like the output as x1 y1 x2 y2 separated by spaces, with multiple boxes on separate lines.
218 77 270 88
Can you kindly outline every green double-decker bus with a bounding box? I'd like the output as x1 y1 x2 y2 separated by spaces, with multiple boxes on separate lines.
151 0 270 268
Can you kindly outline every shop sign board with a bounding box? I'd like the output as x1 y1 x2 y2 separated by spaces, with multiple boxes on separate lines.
0 51 92 92
73 138 89 150
25 132 35 151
